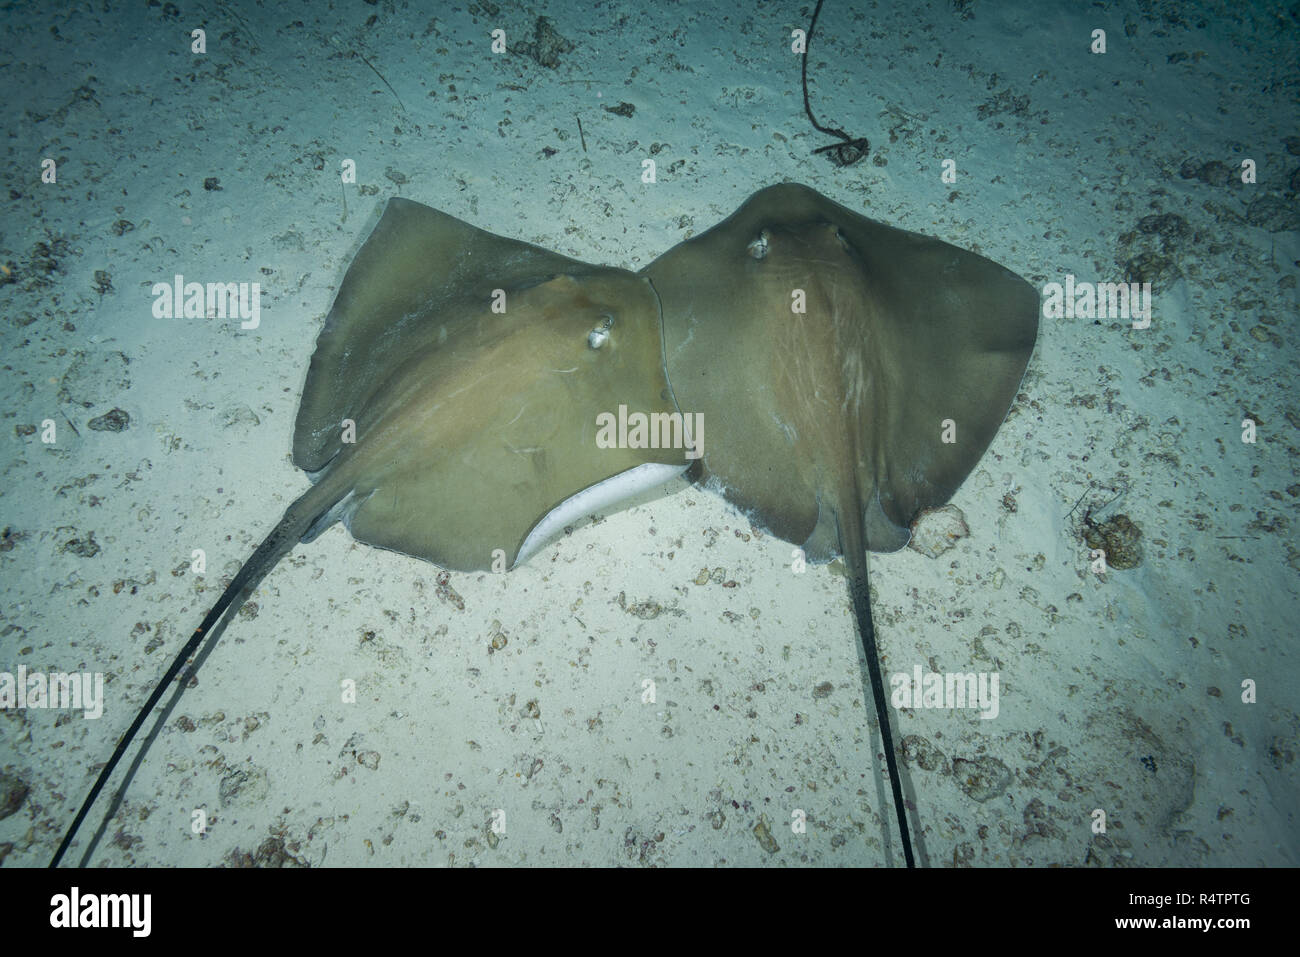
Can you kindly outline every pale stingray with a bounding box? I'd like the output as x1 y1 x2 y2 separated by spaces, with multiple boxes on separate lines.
290 198 689 572
641 184 1039 864
51 198 690 864
53 186 1037 868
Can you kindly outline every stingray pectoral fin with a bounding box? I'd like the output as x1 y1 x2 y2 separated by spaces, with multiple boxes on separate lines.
294 198 605 475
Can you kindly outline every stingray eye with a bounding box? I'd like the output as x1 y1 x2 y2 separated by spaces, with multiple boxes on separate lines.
747 229 770 260
588 314 613 349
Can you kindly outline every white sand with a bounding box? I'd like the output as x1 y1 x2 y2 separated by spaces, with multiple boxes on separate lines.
1 0 1296 866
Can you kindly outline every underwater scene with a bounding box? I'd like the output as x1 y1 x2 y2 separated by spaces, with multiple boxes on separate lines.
1 0 1297 872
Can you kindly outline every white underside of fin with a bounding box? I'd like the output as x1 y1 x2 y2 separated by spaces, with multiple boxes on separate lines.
515 462 689 567
302 488 358 544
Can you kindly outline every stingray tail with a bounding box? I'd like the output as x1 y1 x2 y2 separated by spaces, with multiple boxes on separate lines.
847 564 916 866
49 475 346 867
838 505 916 867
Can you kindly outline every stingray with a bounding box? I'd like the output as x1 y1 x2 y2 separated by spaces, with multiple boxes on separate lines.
50 199 692 866
641 183 1039 864
51 185 1037 867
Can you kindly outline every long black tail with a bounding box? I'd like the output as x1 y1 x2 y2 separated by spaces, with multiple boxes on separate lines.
50 492 326 867
849 570 916 867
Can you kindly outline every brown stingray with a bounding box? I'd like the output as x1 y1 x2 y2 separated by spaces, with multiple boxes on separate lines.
290 198 689 573
641 183 1040 865
51 198 690 865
